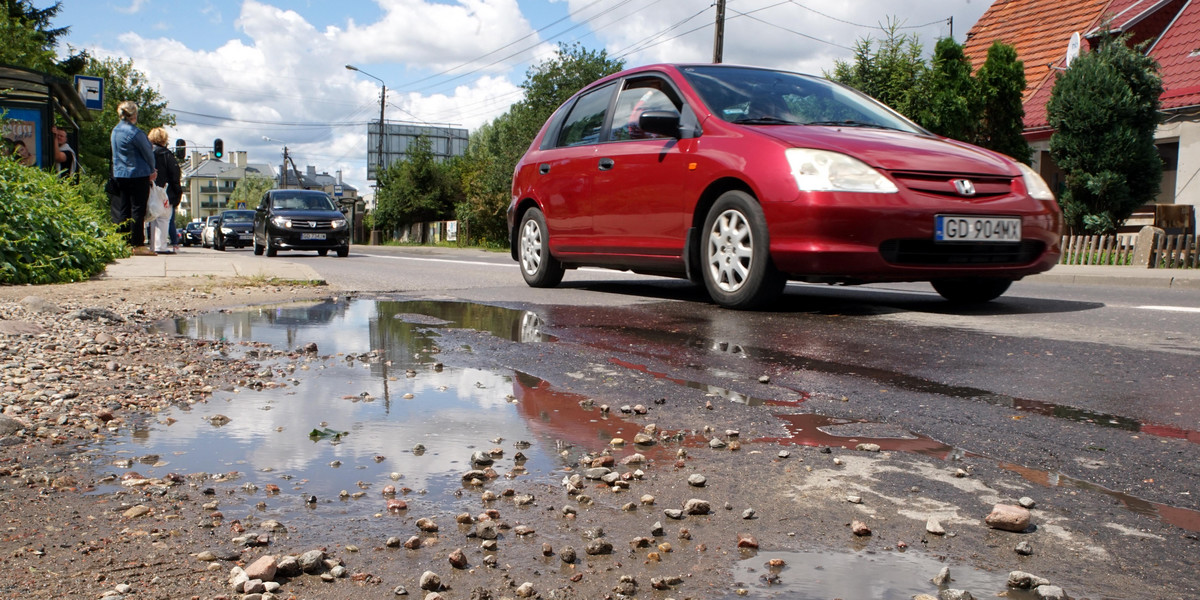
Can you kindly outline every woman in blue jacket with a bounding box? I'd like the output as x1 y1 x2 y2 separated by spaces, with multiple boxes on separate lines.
110 100 158 255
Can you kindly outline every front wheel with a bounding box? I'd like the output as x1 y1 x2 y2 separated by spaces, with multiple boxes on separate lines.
265 236 277 257
932 278 1013 303
336 247 349 258
214 235 225 251
701 190 785 309
253 238 264 255
517 208 564 287
318 249 329 257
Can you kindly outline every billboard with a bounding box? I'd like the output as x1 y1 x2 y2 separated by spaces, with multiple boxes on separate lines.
367 122 468 180
1 107 44 168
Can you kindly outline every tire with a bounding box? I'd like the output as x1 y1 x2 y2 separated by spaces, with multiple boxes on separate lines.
253 239 264 256
336 247 349 258
265 236 277 257
318 249 329 257
517 208 564 287
701 190 786 309
214 234 225 251
932 278 1013 304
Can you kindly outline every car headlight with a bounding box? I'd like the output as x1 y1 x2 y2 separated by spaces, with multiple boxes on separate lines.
221 227 233 234
332 219 347 229
786 148 898 193
1016 162 1055 201
271 216 292 228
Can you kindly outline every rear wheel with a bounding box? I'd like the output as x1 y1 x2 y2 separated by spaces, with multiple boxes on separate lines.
518 208 564 287
932 278 1013 303
701 190 785 309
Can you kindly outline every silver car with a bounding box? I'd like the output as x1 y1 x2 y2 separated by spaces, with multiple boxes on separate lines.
201 215 220 248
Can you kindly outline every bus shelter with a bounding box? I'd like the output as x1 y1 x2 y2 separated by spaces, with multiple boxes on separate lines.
0 64 90 171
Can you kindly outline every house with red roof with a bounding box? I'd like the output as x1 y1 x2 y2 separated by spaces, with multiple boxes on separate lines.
965 0 1200 210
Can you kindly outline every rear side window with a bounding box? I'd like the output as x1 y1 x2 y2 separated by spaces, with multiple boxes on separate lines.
556 83 614 148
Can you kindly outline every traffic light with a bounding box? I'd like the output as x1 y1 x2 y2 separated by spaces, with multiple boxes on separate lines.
174 139 186 161
213 138 224 159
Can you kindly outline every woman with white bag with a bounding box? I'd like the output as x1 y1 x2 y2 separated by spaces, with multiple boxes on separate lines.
148 127 182 254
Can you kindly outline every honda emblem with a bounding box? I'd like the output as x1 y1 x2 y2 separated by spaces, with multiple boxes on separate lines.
953 179 976 196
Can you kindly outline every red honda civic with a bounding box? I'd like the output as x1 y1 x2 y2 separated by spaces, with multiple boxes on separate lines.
508 64 1061 309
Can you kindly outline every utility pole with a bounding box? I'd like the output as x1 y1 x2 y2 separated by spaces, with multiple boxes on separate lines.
948 16 953 39
713 0 726 63
346 65 387 181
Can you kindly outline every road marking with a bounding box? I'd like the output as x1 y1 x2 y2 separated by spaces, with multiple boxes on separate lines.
1136 305 1200 313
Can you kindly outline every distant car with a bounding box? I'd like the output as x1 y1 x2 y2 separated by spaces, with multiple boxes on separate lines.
201 215 220 248
214 209 256 251
253 189 350 257
182 220 205 246
507 63 1062 308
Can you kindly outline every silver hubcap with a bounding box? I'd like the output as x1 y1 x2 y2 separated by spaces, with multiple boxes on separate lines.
520 218 544 276
707 208 753 293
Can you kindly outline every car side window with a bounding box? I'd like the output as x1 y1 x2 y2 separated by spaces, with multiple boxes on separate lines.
610 78 681 141
556 83 614 148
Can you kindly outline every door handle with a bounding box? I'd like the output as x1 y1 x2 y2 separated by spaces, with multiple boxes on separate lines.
539 163 551 175
598 158 615 171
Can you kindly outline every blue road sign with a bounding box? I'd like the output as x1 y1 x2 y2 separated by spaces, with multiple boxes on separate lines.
74 76 104 111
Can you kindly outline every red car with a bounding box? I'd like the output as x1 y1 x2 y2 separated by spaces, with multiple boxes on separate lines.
508 64 1061 309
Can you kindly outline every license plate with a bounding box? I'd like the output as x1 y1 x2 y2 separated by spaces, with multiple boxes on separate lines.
300 233 326 240
935 215 1021 242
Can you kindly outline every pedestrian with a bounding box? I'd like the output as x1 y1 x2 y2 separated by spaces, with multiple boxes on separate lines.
52 126 77 179
110 100 157 255
148 127 183 252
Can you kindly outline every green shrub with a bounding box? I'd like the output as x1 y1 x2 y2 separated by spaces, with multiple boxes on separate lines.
0 158 127 284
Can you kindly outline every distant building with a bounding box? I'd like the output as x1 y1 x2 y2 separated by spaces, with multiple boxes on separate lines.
278 164 359 202
181 150 275 220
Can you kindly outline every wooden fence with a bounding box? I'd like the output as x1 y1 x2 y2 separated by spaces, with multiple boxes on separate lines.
1059 233 1197 268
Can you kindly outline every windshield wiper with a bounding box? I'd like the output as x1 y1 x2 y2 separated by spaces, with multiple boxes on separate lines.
732 116 799 125
805 119 903 131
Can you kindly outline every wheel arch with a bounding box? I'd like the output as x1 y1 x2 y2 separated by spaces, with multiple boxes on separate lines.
509 198 544 261
685 177 759 282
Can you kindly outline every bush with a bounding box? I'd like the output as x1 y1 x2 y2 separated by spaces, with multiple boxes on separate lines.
0 158 126 284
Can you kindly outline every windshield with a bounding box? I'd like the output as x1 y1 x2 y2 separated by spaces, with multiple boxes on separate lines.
271 192 336 211
680 65 921 133
221 210 255 223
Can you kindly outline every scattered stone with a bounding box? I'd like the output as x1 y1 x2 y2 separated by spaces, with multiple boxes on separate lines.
664 509 684 520
298 550 325 573
448 548 467 569
1007 571 1051 589
1015 541 1034 556
851 520 871 536
742 508 756 519
985 504 1031 532
777 450 790 458
846 494 862 504
475 522 499 540
419 570 441 591
1034 585 1068 600
245 555 277 581
939 590 974 600
416 518 439 532
855 443 881 452
585 467 611 479
1019 496 1037 509
404 536 422 550
585 539 613 555
737 533 758 549
633 433 655 445
932 566 951 585
123 505 151 519
709 437 726 449
610 437 625 446
640 494 655 505
470 451 493 465
516 582 535 598
687 474 707 487
758 375 770 383
684 499 710 515
386 537 402 548
926 518 946 535
613 575 637 595
560 546 577 563
651 521 664 536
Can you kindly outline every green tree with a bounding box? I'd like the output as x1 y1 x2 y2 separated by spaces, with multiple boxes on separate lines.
829 20 926 115
229 173 274 211
909 37 978 141
975 41 1031 163
374 135 461 236
454 43 623 245
76 57 176 180
0 1 86 76
1047 33 1162 234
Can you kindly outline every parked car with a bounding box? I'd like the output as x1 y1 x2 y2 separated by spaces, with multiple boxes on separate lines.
507 63 1062 308
201 215 220 248
214 209 256 251
253 189 350 257
182 220 205 247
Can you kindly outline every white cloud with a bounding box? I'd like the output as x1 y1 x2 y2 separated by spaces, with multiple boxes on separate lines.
113 0 151 15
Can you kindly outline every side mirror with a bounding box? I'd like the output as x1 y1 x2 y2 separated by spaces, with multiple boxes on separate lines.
638 110 681 138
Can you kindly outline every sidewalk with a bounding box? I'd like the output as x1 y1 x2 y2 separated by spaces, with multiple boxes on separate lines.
100 246 325 283
1027 263 1200 289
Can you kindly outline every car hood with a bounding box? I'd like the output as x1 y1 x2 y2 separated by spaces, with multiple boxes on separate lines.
272 210 344 219
753 125 1019 177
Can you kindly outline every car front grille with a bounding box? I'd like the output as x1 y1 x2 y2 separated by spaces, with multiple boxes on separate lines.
289 219 337 231
879 239 1045 265
889 171 1014 199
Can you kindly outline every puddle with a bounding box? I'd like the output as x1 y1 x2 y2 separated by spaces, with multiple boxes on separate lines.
999 462 1200 533
724 549 1039 600
752 414 954 459
609 357 803 407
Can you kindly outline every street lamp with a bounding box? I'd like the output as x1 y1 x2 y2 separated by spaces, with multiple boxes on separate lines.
263 136 291 189
346 64 387 181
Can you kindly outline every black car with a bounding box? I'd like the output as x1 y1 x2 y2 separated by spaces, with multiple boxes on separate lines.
182 220 205 246
213 209 256 251
253 189 350 257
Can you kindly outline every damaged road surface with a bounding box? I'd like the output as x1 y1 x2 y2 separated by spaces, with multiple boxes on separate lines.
1 255 1198 600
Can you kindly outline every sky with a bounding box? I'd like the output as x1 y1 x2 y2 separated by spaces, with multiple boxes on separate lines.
58 0 993 199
